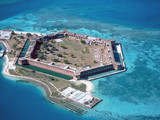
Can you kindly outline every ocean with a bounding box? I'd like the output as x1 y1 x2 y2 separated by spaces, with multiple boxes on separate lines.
0 0 160 120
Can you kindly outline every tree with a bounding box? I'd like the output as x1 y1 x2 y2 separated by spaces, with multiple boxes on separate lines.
26 33 32 37
37 50 41 54
31 70 36 73
57 53 63 57
63 52 68 55
63 60 69 64
13 51 16 55
18 36 24 39
17 40 22 44
46 48 50 51
38 53 46 60
85 47 89 53
74 64 78 67
44 51 48 54
80 40 85 44
40 44 45 50
12 43 17 49
50 77 55 81
61 45 67 49
48 43 52 47
93 60 98 63
51 46 57 51
52 58 59 62
13 37 17 40
51 40 55 44
37 39 43 43
71 54 75 58
43 42 48 48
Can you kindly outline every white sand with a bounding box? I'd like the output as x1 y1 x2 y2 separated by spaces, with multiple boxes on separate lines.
0 40 11 52
80 80 93 94
14 31 46 36
2 55 52 96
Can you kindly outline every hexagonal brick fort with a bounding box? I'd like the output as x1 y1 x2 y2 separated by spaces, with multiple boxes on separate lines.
18 30 125 80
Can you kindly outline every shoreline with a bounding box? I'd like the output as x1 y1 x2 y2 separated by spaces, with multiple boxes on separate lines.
79 80 93 94
1 52 93 98
2 55 52 97
14 31 46 36
1 55 88 115
0 40 11 52
0 29 126 114
0 31 93 95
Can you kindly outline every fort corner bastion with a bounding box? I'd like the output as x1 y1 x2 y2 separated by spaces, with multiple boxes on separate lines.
18 30 126 80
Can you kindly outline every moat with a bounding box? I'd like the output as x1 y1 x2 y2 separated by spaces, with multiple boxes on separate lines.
18 30 126 80
0 29 125 115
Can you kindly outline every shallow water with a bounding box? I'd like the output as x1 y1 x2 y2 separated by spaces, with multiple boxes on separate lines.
0 0 160 120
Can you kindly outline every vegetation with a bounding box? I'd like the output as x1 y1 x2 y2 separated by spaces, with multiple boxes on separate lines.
71 83 86 92
63 60 70 64
40 44 45 50
12 43 17 49
80 40 86 44
74 64 78 67
38 53 46 60
61 45 67 49
13 37 17 40
18 36 24 39
63 52 68 55
52 58 59 62
31 36 105 67
26 33 32 37
85 47 90 53
93 60 98 63
9 69 19 76
10 66 86 94
57 53 63 57
48 43 52 47
13 51 16 55
71 54 75 58
51 40 56 44
51 46 57 51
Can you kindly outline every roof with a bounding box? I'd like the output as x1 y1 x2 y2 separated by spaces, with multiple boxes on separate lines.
0 30 12 40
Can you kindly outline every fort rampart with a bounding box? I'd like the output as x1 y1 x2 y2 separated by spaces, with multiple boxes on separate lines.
18 30 125 80
19 59 75 77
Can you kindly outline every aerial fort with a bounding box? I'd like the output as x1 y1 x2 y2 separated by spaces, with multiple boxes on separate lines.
1 29 126 114
18 30 125 80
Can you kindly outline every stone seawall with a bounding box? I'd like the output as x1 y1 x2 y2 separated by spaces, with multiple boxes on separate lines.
80 64 114 77
27 59 74 77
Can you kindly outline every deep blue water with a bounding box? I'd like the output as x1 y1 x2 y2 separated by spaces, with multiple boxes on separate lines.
1 0 160 30
0 0 160 120
0 45 92 120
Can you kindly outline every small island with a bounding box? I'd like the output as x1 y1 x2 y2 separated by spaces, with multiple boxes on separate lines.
0 29 126 115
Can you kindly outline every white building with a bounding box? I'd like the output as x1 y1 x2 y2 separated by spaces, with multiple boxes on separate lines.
0 30 12 40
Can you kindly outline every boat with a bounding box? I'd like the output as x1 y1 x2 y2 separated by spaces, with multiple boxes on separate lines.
0 50 5 57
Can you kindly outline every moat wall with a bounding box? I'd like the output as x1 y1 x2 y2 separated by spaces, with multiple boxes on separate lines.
19 59 75 77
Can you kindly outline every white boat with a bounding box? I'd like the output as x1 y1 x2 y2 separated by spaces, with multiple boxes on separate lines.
0 50 5 57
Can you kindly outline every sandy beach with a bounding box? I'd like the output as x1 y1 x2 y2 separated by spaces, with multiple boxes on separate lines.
14 31 46 36
80 80 93 94
2 54 93 96
2 55 52 97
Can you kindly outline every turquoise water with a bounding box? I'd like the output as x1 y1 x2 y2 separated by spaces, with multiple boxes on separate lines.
19 40 31 57
18 64 73 80
0 0 160 120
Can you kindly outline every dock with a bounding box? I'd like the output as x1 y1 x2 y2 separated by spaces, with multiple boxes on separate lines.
61 87 102 108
